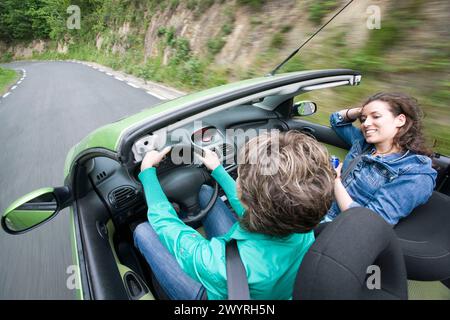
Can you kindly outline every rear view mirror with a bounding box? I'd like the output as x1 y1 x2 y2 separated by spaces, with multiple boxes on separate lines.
2 187 71 234
292 101 317 116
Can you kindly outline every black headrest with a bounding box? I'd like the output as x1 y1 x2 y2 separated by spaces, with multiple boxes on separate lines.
395 191 450 281
294 207 407 300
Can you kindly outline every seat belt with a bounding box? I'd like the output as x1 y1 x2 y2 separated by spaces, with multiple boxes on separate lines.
226 239 250 300
341 147 371 180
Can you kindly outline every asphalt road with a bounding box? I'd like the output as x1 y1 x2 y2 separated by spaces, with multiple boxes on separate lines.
0 61 162 299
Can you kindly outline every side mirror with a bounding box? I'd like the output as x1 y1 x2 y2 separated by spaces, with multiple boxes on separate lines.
292 101 317 117
2 187 71 234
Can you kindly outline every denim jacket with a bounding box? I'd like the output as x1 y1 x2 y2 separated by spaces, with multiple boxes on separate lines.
326 112 437 225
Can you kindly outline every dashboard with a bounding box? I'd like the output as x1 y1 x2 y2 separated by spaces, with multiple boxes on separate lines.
85 105 288 226
132 124 235 175
131 105 286 173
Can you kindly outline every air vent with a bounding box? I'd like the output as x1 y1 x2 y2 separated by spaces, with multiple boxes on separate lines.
96 171 107 181
108 186 137 210
220 144 234 157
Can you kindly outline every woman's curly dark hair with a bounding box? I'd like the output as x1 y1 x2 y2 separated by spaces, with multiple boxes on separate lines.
362 92 433 156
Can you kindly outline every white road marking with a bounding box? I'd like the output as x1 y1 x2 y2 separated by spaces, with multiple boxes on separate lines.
127 82 140 89
3 92 11 98
11 86 17 90
17 81 22 84
115 77 124 81
106 73 113 76
146 91 167 100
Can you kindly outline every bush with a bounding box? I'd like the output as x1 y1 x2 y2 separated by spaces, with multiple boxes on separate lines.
0 52 14 63
172 37 191 63
165 27 177 47
187 0 198 10
180 58 205 87
198 0 215 11
281 25 293 33
207 37 226 55
169 0 180 10
157 27 166 37
237 0 266 9
187 0 215 17
221 23 233 36
270 32 285 48
308 0 338 25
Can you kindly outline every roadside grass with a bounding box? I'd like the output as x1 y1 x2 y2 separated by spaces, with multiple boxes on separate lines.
0 67 18 96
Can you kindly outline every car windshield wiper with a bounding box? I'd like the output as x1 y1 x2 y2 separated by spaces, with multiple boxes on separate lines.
267 0 354 76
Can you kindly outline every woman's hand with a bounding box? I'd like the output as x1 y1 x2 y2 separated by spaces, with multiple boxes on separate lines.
333 162 354 211
345 107 362 121
141 146 172 172
197 148 221 171
334 162 343 180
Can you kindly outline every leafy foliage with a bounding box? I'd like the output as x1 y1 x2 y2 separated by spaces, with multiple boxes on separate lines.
207 37 226 55
308 0 338 25
0 0 50 41
0 0 105 42
270 32 285 48
237 0 266 9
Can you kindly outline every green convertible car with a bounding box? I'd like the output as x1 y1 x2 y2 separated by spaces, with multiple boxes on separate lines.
2 69 450 300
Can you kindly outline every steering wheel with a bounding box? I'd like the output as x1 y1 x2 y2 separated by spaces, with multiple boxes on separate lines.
158 166 219 225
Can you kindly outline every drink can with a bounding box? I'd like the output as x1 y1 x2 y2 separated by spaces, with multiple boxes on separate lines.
330 155 340 169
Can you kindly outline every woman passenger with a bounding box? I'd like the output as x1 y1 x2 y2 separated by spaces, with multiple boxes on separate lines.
325 92 437 225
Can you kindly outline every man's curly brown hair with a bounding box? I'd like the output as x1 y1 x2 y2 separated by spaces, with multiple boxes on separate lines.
237 131 335 237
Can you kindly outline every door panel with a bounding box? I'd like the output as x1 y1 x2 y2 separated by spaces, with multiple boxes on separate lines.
285 118 350 149
284 118 350 157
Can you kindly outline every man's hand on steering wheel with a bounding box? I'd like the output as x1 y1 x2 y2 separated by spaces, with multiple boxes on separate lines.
197 148 221 171
141 146 172 171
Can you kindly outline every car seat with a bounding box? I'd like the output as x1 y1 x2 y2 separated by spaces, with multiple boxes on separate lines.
394 191 450 286
295 207 408 299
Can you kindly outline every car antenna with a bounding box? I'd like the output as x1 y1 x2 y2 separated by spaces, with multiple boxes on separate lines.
266 0 354 76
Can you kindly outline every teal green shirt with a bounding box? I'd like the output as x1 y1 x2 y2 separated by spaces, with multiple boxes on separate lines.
138 165 315 300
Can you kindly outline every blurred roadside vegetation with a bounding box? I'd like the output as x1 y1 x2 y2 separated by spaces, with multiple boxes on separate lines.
0 66 18 95
0 0 449 154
